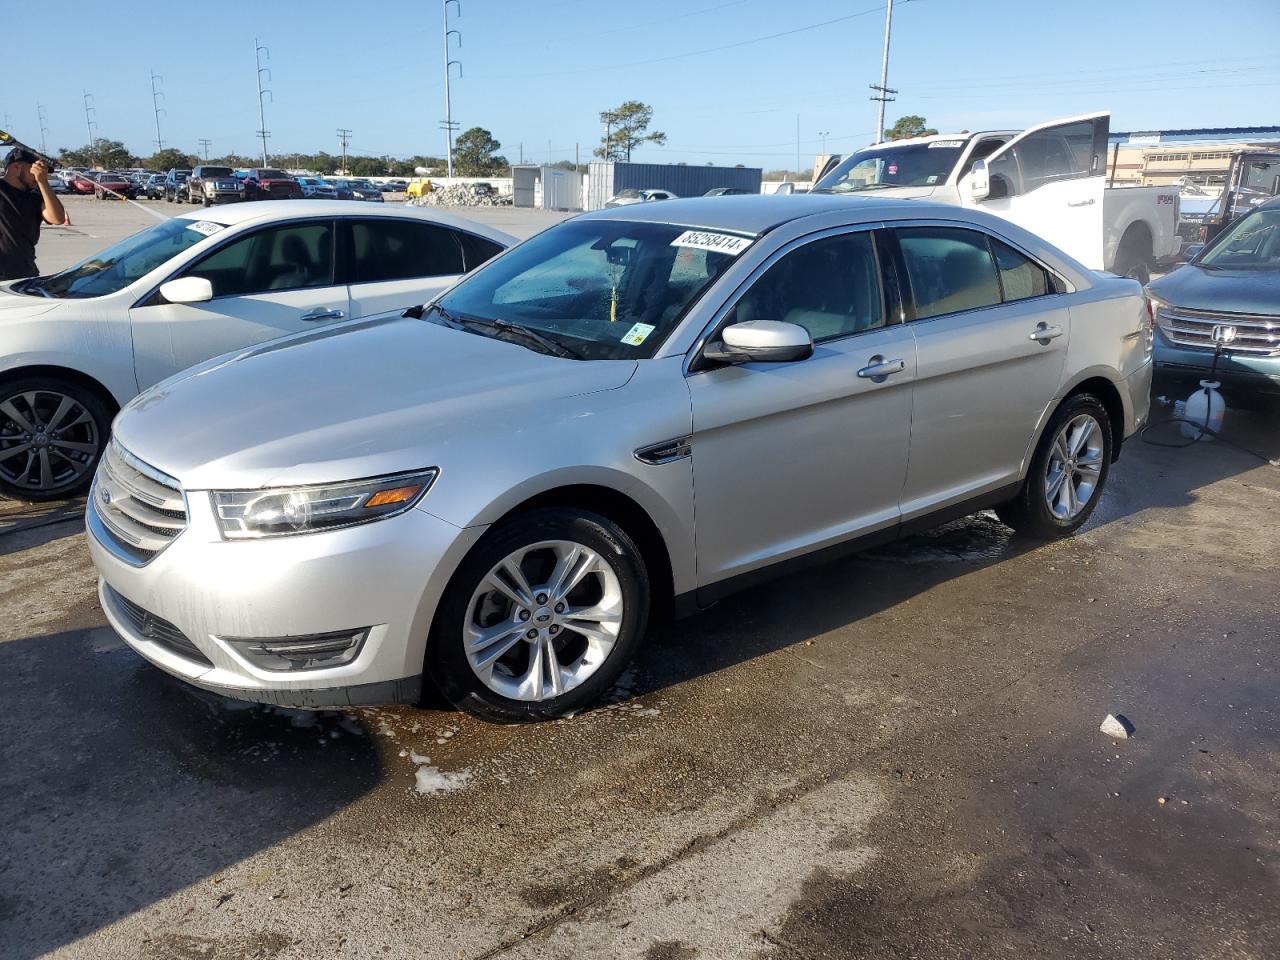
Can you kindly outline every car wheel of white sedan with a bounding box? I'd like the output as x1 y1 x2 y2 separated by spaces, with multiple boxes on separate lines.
996 393 1113 539
429 508 650 722
0 377 112 501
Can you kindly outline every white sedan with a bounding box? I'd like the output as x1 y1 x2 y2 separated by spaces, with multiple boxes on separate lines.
0 200 514 500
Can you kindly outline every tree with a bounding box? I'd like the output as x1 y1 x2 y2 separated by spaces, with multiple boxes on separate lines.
595 101 666 162
454 127 508 176
147 148 199 171
58 139 132 169
883 116 938 141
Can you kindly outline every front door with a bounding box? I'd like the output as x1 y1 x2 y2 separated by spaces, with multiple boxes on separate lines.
130 220 349 388
961 112 1109 269
687 229 916 591
891 224 1070 518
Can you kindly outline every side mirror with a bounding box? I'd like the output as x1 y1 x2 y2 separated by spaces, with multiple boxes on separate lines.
968 159 990 202
159 276 214 305
704 320 813 365
1183 243 1205 261
773 182 795 196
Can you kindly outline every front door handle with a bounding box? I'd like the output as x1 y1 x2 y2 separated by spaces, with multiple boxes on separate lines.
1028 322 1064 343
856 356 906 382
1067 198 1096 207
300 308 345 322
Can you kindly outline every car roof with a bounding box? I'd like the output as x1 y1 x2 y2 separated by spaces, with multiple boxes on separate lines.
170 200 517 245
578 194 965 235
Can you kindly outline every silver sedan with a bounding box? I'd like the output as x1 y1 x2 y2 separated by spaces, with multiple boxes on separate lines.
87 195 1153 721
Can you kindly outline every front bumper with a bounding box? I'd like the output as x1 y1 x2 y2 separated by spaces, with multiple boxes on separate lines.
87 489 485 708
1154 329 1280 397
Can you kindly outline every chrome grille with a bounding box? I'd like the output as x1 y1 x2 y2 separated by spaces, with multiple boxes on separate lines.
1157 306 1280 357
92 442 187 563
105 585 211 667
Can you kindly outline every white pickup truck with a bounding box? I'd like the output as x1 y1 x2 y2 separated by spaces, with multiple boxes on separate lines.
812 112 1180 283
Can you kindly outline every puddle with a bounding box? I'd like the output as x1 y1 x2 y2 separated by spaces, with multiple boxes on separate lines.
866 512 1014 565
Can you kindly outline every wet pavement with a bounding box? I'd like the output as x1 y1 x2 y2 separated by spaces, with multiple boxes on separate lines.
2 396 1277 960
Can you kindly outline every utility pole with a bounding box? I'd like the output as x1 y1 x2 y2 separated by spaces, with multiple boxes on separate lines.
198 138 213 161
82 92 97 167
150 70 166 151
254 38 272 167
337 129 352 175
870 0 896 143
795 114 800 177
441 0 462 178
36 103 50 156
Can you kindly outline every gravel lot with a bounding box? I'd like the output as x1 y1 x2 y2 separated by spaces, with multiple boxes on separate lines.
2 195 1278 960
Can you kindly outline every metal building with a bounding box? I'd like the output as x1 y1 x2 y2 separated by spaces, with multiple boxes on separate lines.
585 162 762 211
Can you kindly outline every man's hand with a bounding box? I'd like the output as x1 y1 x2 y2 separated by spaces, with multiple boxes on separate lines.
30 159 50 185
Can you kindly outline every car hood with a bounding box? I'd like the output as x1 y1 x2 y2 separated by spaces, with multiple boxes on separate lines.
0 287 61 318
1148 264 1280 317
114 315 638 490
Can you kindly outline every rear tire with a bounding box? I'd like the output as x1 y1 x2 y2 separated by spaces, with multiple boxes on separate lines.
0 376 113 502
426 508 650 723
995 393 1113 539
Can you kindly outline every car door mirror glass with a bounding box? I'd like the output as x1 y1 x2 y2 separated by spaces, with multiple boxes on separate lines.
160 276 214 305
705 320 813 364
968 159 990 201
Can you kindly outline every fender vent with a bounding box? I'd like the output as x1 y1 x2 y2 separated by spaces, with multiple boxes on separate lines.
635 437 692 465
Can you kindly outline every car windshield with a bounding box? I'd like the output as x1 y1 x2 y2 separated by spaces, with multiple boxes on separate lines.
436 219 745 360
199 167 233 177
16 218 221 300
351 180 375 188
1198 207 1280 270
259 169 290 179
813 140 968 192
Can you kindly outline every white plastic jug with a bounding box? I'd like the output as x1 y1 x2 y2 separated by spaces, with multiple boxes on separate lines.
1180 380 1226 440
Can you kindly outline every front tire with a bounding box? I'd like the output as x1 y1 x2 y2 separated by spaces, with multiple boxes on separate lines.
427 508 650 722
0 377 113 501
996 393 1113 539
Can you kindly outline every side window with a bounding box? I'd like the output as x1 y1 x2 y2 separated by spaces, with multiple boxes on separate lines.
458 232 505 271
897 227 1001 320
990 238 1054 301
988 118 1106 197
727 231 884 342
184 222 334 297
350 220 465 283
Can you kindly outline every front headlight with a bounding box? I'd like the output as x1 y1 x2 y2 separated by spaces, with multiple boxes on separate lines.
211 469 437 539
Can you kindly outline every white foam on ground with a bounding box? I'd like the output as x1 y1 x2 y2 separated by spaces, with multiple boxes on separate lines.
414 765 473 796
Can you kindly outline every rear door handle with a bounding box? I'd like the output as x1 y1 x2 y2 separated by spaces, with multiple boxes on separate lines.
856 356 906 382
1028 322 1064 343
300 308 345 322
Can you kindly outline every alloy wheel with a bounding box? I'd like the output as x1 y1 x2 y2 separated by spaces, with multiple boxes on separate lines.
463 540 623 702
0 389 101 494
1044 413 1105 521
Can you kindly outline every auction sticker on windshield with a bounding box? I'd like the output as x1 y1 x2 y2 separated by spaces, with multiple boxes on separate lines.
185 221 224 237
928 140 966 149
621 322 655 346
670 230 752 256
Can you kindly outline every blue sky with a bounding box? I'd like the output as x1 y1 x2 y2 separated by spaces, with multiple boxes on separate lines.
7 0 1278 169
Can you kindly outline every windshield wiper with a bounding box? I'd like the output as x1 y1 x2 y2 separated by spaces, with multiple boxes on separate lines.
417 303 583 359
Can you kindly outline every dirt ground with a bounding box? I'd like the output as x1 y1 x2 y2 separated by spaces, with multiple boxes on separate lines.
1 196 1277 960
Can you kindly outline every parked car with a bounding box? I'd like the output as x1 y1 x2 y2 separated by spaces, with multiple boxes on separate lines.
0 201 514 499
1147 197 1280 400
328 178 385 202
140 174 167 200
811 111 1180 284
704 187 751 197
68 172 98 195
382 179 409 193
46 173 70 194
94 171 137 200
243 168 303 201
295 176 338 199
82 196 1152 720
164 168 191 202
186 165 245 206
605 188 678 207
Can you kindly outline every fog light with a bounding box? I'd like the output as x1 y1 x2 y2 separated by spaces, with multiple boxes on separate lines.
224 628 370 672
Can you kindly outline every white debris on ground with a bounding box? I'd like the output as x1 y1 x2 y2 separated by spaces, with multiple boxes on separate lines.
1100 713 1135 739
412 759 473 796
410 183 512 207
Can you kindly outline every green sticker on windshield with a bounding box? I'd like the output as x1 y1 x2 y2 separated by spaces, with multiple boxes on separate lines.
621 322 655 346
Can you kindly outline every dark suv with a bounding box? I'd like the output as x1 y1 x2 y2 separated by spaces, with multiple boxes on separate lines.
244 168 303 201
163 168 191 202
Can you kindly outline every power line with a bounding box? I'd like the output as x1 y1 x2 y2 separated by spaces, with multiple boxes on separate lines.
254 38 272 167
337 128 352 174
198 138 213 160
82 92 97 166
36 103 49 156
441 0 461 177
149 69 166 150
871 0 895 142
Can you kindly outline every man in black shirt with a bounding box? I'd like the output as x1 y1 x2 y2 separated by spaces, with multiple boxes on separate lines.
0 147 67 281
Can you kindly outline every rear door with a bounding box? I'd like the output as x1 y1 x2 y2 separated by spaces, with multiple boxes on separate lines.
890 223 1070 518
962 112 1109 268
129 219 349 388
343 218 482 317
